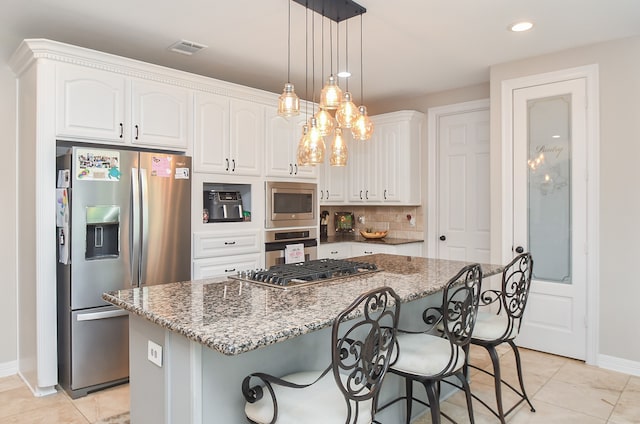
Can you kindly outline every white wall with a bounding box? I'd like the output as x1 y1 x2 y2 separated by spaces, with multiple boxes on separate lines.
0 63 18 375
490 35 640 364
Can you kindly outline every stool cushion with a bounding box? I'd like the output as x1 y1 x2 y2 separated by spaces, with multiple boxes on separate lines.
471 311 518 341
244 371 373 424
391 333 465 377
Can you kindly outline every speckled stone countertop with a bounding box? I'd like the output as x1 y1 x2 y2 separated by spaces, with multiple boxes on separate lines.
103 254 502 357
321 234 424 245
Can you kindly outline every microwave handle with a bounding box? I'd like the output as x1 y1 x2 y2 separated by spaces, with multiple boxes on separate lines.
237 204 243 218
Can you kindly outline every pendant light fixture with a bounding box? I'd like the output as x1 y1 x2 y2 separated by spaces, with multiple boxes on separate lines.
319 8 342 110
314 15 335 136
352 13 374 141
305 3 325 165
335 19 358 128
330 127 348 166
278 0 300 117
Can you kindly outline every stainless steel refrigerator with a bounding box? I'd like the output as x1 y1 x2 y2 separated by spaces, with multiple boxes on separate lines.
56 146 191 398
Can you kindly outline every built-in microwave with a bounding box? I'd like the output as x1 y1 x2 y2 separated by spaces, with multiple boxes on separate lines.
265 181 317 228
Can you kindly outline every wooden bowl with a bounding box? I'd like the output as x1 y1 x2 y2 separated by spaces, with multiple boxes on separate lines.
360 230 388 239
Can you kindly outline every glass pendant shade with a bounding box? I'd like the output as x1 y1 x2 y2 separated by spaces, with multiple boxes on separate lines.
352 105 374 141
320 75 343 110
297 124 310 165
335 91 358 128
278 83 300 117
330 127 348 166
306 118 326 164
315 108 335 136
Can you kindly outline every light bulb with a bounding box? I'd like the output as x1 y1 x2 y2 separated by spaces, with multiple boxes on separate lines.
352 105 374 141
335 92 358 128
278 83 300 117
315 108 335 136
330 127 348 166
320 75 343 110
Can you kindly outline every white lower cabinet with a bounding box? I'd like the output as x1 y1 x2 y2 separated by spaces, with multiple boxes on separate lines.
193 229 262 279
318 242 352 259
319 241 424 259
193 253 261 279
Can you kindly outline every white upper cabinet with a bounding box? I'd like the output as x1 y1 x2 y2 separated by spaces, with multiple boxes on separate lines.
130 80 190 149
194 92 263 176
265 106 318 180
56 63 190 150
341 110 423 205
319 141 347 204
56 64 126 142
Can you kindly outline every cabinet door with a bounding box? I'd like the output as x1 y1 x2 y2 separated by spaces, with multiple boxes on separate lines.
347 139 370 202
193 253 262 279
56 63 126 142
131 80 189 149
378 121 402 203
319 156 346 204
266 110 295 177
194 92 230 173
229 99 263 176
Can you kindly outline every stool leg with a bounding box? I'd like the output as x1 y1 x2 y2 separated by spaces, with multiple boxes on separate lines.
405 378 413 424
486 344 507 424
508 340 536 412
423 381 441 424
455 371 475 424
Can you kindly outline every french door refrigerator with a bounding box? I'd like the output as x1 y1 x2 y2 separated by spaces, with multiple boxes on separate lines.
56 146 191 398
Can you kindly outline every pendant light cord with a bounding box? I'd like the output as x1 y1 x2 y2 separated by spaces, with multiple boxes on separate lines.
287 0 291 83
360 13 364 105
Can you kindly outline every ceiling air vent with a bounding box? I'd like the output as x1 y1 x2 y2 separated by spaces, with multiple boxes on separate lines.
169 40 208 56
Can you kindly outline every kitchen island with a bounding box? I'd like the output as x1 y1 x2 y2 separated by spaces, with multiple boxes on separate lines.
103 254 502 423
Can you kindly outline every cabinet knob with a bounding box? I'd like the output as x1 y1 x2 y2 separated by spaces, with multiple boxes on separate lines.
439 235 446 241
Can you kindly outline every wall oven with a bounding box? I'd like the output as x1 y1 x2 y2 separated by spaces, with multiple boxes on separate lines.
265 228 318 268
265 181 317 228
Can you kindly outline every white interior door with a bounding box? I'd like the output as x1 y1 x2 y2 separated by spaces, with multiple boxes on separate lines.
436 107 491 263
512 79 587 360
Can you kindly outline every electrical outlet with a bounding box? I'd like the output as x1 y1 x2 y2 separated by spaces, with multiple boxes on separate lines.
147 340 163 367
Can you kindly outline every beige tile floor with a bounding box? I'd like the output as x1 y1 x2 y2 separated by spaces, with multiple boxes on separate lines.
0 345 638 423
413 345 640 424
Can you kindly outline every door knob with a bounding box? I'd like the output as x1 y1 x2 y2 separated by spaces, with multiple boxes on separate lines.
515 246 524 253
439 235 446 241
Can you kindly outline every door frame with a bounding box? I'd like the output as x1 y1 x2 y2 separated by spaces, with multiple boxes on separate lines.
426 98 490 258
501 65 600 365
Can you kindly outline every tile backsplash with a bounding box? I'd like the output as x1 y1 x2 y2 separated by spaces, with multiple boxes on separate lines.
322 205 424 239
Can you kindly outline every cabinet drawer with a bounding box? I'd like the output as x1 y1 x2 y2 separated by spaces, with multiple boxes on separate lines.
318 243 351 259
193 231 260 259
193 253 262 279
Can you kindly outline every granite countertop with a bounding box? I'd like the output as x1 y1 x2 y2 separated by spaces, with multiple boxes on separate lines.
103 254 502 356
321 234 424 245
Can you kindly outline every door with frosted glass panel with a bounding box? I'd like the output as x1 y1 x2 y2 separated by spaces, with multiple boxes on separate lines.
512 79 587 360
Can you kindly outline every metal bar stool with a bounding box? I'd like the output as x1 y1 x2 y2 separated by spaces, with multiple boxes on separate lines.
377 263 483 424
242 286 401 424
466 252 536 423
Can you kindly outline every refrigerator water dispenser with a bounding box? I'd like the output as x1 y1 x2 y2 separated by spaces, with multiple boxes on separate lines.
85 206 120 260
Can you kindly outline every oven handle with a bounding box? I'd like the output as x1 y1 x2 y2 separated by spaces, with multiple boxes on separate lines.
265 238 318 251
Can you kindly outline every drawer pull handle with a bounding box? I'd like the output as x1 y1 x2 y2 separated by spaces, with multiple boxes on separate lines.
331 251 338 254
225 268 236 273
224 241 236 245
364 251 373 254
119 123 124 138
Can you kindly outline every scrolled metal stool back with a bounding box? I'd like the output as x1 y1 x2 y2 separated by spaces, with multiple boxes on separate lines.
332 286 401 422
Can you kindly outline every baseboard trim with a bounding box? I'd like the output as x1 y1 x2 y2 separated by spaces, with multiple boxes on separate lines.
598 354 640 377
0 360 18 378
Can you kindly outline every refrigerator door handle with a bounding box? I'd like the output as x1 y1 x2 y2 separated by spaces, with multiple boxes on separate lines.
76 309 128 322
131 168 141 287
140 168 150 285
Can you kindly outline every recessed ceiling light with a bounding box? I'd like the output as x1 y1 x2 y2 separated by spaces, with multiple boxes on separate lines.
337 71 351 78
509 21 534 32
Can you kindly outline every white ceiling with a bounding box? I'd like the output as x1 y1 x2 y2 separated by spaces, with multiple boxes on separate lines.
2 0 640 108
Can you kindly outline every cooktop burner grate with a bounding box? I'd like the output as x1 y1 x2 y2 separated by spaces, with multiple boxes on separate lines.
228 258 379 289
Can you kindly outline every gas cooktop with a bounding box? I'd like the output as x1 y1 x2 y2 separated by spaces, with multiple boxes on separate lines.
228 258 380 289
